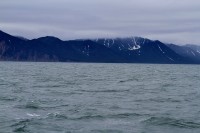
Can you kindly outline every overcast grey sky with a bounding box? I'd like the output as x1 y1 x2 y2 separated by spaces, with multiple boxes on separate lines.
0 0 200 44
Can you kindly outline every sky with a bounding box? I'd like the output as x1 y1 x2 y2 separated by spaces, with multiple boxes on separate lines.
0 0 200 44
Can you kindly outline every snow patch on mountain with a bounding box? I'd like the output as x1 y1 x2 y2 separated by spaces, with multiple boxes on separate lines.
157 44 165 53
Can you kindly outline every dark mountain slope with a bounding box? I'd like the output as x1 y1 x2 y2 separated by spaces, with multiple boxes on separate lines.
0 32 125 62
95 37 192 64
0 30 199 64
168 44 200 63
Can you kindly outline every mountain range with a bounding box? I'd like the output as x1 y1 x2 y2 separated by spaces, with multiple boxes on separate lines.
0 30 199 64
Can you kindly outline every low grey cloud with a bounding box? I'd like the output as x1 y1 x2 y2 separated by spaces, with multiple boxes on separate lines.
0 0 200 44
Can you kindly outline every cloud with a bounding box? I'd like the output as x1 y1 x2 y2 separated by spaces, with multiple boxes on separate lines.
0 0 200 44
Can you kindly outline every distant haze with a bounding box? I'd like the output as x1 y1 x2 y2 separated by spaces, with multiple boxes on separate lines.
0 0 200 44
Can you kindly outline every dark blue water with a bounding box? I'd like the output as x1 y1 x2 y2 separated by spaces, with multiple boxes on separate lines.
0 62 200 133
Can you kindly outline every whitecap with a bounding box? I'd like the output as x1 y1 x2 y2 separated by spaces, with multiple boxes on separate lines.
26 113 40 117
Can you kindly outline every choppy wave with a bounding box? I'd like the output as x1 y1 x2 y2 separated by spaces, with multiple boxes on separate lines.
47 112 69 119
1 63 200 133
15 103 71 110
91 129 123 133
144 117 200 128
11 119 30 132
0 96 17 101
46 112 144 120
118 78 139 83
15 102 40 110
78 89 130 93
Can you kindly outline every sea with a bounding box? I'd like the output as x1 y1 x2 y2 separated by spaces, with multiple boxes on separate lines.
0 62 200 133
